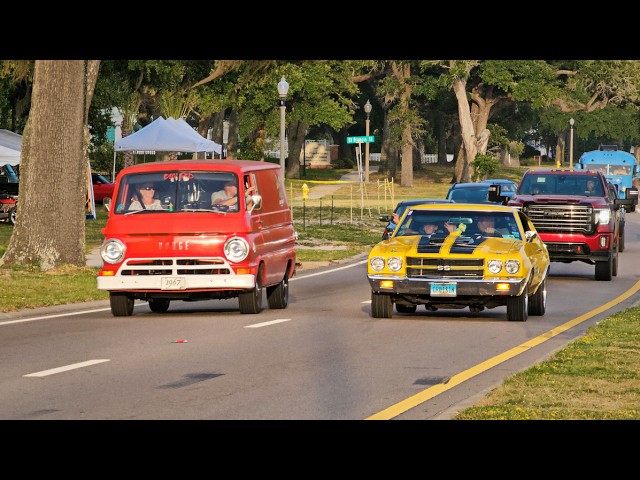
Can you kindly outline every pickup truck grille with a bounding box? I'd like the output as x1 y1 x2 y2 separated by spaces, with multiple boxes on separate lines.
406 257 484 279
525 204 593 233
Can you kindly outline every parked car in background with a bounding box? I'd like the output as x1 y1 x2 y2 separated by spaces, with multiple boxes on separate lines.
379 198 454 239
484 178 518 200
367 203 550 321
92 173 115 203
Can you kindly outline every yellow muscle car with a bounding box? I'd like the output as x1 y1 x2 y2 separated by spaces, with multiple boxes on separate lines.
367 203 550 321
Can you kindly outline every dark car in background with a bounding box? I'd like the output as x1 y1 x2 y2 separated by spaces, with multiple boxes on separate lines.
92 173 115 203
484 178 518 199
446 181 510 205
379 198 454 239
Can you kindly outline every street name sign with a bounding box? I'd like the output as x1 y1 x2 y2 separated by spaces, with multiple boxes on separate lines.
346 136 375 144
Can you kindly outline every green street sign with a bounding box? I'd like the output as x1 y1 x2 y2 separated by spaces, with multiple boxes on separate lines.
346 135 375 144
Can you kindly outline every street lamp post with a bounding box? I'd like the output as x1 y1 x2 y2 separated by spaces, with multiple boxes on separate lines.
569 118 575 168
364 100 372 183
277 76 289 176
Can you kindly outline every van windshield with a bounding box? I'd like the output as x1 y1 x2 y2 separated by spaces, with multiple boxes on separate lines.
114 171 241 214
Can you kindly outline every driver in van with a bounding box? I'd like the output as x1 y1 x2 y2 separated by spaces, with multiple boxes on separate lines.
128 183 164 210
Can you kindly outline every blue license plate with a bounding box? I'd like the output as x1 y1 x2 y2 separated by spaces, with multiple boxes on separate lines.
430 282 457 297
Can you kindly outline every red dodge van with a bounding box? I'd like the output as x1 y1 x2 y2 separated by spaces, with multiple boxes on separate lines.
97 159 297 316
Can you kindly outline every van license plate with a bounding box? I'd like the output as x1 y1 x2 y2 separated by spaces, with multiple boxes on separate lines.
430 282 457 297
161 277 186 290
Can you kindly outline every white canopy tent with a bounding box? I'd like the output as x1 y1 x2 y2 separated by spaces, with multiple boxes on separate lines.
113 116 222 180
114 116 221 155
0 129 22 166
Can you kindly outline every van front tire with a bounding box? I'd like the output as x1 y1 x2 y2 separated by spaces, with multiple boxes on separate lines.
110 292 134 316
239 275 263 314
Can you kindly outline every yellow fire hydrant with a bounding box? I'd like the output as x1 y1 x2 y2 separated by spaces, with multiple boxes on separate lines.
302 183 309 201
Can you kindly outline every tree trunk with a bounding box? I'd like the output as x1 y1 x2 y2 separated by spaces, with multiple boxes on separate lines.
226 109 239 159
286 120 307 179
452 76 477 183
2 60 100 271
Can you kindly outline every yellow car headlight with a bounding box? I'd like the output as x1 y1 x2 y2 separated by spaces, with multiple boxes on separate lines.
487 259 502 274
388 257 403 272
370 257 385 272
505 259 520 274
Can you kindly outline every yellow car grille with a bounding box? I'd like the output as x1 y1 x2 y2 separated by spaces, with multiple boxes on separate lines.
406 257 484 279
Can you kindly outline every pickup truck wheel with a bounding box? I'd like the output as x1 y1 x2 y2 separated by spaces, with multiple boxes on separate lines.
619 233 625 252
8 207 16 225
239 276 263 314
110 293 134 317
148 299 170 313
396 304 417 313
371 292 393 318
595 256 613 281
528 276 547 316
266 272 289 309
507 292 528 322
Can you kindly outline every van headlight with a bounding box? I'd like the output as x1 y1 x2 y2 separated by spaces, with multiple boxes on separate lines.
224 237 250 262
101 239 126 264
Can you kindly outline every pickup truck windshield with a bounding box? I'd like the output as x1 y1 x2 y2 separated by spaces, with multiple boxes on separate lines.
518 174 603 196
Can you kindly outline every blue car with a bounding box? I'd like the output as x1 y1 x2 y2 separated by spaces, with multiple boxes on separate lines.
380 198 453 239
446 180 516 204
484 179 518 199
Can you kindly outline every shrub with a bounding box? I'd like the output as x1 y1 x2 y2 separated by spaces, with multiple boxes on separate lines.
472 153 499 181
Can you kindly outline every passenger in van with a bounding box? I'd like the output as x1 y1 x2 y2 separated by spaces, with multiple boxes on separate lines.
129 183 165 210
211 181 255 210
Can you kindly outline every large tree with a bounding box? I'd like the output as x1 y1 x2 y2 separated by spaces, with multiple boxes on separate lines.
1 60 100 270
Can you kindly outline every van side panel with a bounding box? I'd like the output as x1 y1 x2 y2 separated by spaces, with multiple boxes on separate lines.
251 168 297 286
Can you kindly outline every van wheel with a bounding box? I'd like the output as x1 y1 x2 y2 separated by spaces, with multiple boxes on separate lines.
149 299 170 313
267 272 289 309
239 277 263 314
110 293 134 316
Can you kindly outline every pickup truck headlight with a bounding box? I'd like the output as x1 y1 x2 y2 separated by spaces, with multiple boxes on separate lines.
101 239 126 264
595 208 611 225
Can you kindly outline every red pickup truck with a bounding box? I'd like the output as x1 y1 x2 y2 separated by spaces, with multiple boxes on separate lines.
502 168 637 281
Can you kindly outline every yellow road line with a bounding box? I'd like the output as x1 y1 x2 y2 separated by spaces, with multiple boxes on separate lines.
366 280 640 420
